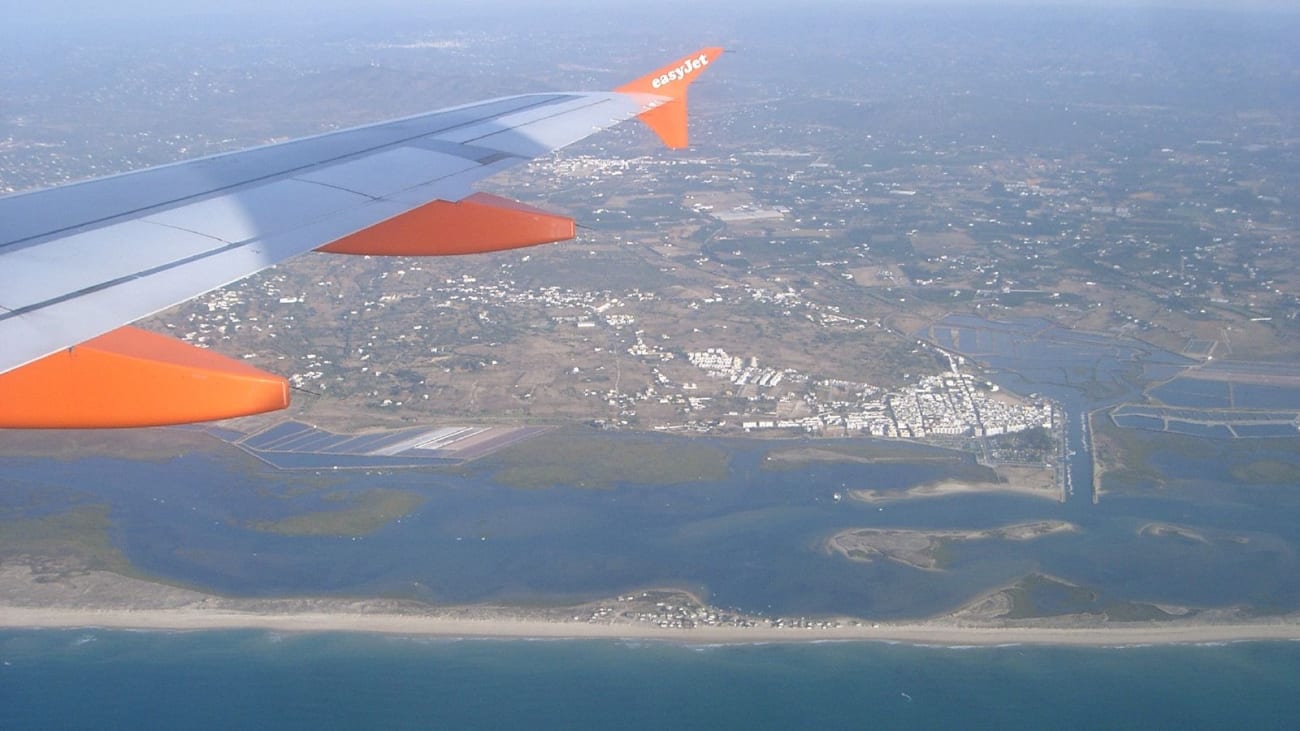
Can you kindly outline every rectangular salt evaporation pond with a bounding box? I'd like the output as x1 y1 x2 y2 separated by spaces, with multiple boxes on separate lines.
240 421 316 450
1113 413 1165 431
1165 420 1234 438
213 421 551 470
248 452 458 470
321 431 431 455
269 431 352 453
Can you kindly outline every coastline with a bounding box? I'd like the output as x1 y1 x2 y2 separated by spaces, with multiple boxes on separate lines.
6 606 1300 647
4 562 1298 648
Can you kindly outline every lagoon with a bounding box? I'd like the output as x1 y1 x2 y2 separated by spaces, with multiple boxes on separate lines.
4 427 1300 619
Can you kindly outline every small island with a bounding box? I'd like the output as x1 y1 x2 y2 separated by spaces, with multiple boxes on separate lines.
850 464 1061 504
827 521 1078 570
1138 522 1211 544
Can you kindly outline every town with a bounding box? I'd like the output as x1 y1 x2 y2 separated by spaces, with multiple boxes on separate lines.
167 248 1053 451
4 15 1296 483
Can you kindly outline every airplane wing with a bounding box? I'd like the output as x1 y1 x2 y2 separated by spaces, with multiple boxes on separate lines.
0 48 723 428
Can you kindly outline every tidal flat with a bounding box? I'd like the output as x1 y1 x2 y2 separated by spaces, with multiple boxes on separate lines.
2 425 1299 625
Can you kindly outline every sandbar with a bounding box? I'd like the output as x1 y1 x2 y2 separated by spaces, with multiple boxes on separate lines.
8 606 1300 647
827 521 1077 570
1138 522 1211 544
851 465 1060 504
3 561 1299 647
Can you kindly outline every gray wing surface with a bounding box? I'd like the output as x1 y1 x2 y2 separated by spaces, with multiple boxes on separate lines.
0 91 650 374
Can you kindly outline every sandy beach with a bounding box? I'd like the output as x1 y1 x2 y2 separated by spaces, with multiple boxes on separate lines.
3 561 1298 647
7 606 1300 647
851 467 1061 505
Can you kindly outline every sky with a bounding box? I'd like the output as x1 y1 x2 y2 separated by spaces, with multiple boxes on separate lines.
2 0 1293 45
11 0 1300 18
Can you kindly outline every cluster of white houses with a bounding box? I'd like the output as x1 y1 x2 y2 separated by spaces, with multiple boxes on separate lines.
180 264 1049 440
687 348 1053 439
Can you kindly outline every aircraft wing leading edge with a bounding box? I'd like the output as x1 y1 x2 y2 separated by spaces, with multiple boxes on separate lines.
0 48 723 428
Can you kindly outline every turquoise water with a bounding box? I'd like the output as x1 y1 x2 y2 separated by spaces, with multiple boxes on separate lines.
3 631 1299 729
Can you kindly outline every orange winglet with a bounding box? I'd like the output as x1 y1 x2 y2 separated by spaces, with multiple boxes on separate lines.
318 192 575 256
0 326 288 428
616 47 724 149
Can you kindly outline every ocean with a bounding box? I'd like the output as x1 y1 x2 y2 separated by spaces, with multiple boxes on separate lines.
3 631 1299 729
6 431 1300 728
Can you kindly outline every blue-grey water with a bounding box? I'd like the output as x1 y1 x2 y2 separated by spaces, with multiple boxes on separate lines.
5 426 1300 616
5 422 1300 729
926 314 1205 509
3 631 1299 730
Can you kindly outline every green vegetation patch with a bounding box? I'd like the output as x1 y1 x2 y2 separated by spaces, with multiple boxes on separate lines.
249 488 425 537
1002 573 1183 622
1003 574 1097 618
0 504 134 574
0 429 217 462
489 430 730 489
830 521 1076 571
762 439 965 471
1230 460 1300 485
1097 416 1300 493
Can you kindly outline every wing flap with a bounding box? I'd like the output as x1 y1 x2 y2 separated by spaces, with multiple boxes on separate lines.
139 179 370 244
0 221 223 310
0 194 414 374
293 147 481 198
0 94 573 248
433 92 640 156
